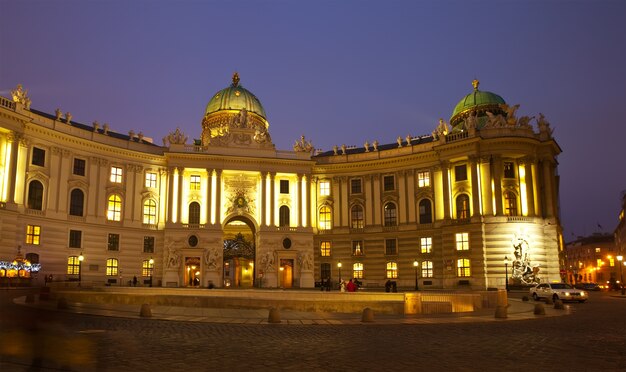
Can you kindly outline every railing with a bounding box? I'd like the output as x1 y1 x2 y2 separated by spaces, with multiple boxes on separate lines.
507 216 534 223
182 224 205 229
25 208 44 216
445 131 469 143
0 96 16 110
382 225 398 232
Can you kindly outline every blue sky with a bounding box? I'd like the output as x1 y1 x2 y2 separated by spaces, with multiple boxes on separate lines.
1 0 625 239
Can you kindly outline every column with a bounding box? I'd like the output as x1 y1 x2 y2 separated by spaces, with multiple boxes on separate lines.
215 169 222 224
167 167 176 223
469 156 481 217
397 170 407 224
523 157 536 217
406 169 416 223
306 175 313 228
479 156 493 216
340 176 349 227
542 159 556 218
206 168 213 223
269 172 275 226
261 172 267 226
297 173 302 227
492 156 504 216
441 161 451 220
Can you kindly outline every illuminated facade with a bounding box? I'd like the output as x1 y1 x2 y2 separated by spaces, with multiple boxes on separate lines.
0 76 563 289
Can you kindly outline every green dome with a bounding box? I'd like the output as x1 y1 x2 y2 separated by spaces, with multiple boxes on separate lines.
205 73 267 118
450 80 505 126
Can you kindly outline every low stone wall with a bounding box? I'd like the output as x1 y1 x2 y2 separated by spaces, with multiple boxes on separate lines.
50 288 506 315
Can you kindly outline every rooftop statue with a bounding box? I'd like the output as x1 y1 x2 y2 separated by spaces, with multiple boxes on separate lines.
293 135 314 153
431 118 449 140
163 127 188 146
11 84 31 109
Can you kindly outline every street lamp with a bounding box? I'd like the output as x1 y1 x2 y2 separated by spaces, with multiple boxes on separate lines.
617 255 624 295
78 252 84 287
337 261 342 283
504 256 510 292
149 257 154 287
413 260 419 291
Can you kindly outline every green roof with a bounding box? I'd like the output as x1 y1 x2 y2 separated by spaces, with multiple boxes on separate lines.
451 89 505 119
205 73 267 118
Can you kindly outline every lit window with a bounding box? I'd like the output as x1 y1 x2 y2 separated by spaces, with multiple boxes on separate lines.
110 166 123 183
419 199 432 224
107 194 122 221
421 260 433 278
384 203 397 226
456 194 470 219
319 181 330 196
190 175 201 191
350 178 362 194
143 236 155 253
386 261 398 279
420 237 432 254
503 162 516 179
143 200 157 224
69 189 84 216
383 175 395 191
385 239 397 255
595 248 601 253
73 158 86 176
67 256 80 275
457 259 471 277
145 172 157 188
456 233 469 251
609 257 615 267
280 180 289 194
108 233 120 251
455 165 467 182
189 202 200 224
69 230 82 248
142 259 154 277
319 206 332 230
26 225 41 245
504 191 518 216
353 262 364 279
320 241 331 257
106 258 119 276
27 180 44 210
417 171 430 188
351 205 364 229
352 241 364 256
279 205 290 227
32 147 45 167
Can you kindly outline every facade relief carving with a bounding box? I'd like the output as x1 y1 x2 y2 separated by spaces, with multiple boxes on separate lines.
510 234 541 285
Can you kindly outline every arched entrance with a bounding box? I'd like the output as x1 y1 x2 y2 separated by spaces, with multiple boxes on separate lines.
222 217 256 288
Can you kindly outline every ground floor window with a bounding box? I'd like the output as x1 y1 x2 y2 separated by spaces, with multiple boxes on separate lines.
421 260 433 278
353 262 363 279
386 261 397 278
457 258 470 277
67 256 80 275
106 258 119 276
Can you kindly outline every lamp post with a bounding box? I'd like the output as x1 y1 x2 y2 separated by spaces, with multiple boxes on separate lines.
617 255 624 295
78 252 84 287
149 257 154 287
413 260 419 291
337 261 342 283
504 256 510 292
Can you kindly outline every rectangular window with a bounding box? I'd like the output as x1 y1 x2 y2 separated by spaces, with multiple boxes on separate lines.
320 263 331 280
350 178 362 194
106 258 119 276
385 239 397 255
190 175 201 191
353 263 364 279
352 240 364 256
69 230 82 248
67 256 80 275
421 260 433 278
32 147 45 167
457 258 471 277
386 261 398 279
110 166 123 183
73 158 86 176
145 172 157 188
455 165 467 182
417 171 430 188
280 180 289 194
455 233 469 251
108 233 120 251
383 175 395 191
142 259 154 277
320 241 331 257
26 225 41 245
143 236 155 253
503 162 516 179
420 237 432 254
319 181 330 196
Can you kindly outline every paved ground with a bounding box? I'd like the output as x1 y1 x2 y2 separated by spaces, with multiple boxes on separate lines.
1 288 624 371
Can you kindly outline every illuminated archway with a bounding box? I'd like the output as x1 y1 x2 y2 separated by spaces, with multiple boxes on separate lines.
222 215 256 288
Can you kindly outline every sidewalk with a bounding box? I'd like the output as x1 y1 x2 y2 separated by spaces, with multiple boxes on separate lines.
14 295 571 325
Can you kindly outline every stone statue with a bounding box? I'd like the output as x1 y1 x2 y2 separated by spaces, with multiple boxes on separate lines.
364 141 369 152
501 103 520 126
484 112 506 128
397 136 403 147
298 252 313 271
204 247 220 271
372 140 379 151
163 127 188 146
431 118 450 140
405 135 411 146
333 145 338 155
11 84 31 109
260 252 275 272
166 243 181 269
517 115 534 129
536 113 553 136
65 112 72 124
293 135 314 153
55 108 62 121
231 108 248 128
341 144 346 155
510 235 540 285
465 114 478 130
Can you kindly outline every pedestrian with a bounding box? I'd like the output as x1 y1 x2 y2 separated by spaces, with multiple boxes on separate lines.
340 280 346 292
132 276 138 287
347 278 357 292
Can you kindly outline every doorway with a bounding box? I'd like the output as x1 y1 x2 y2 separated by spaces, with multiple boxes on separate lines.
280 259 294 289
223 217 256 288
185 257 201 287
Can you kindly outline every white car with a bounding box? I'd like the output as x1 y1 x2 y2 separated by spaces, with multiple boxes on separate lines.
529 283 587 303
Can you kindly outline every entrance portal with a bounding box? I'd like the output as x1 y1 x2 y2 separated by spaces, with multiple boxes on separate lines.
185 257 201 287
279 259 294 289
223 225 255 288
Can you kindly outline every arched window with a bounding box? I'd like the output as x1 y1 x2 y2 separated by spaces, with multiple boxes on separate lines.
504 191 518 216
318 206 332 230
106 258 119 276
418 199 432 224
353 262 364 279
107 194 122 221
279 205 290 227
386 261 398 279
143 199 157 224
351 205 364 229
67 256 80 275
27 180 44 210
188 202 200 224
69 189 84 216
456 194 470 220
383 202 397 226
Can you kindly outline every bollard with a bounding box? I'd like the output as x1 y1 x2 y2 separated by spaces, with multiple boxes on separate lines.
361 307 374 323
533 303 545 315
140 303 152 317
494 305 508 319
545 296 553 305
554 299 564 310
25 293 35 303
57 297 68 310
268 307 281 323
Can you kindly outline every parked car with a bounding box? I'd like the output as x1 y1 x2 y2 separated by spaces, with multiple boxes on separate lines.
574 282 600 291
529 283 588 303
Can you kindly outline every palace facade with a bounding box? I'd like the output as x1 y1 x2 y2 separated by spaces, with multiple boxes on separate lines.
0 75 563 289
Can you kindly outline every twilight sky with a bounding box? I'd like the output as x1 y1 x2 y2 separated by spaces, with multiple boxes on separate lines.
1 0 625 240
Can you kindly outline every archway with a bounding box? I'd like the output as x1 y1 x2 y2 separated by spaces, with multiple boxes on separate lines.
222 217 256 288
